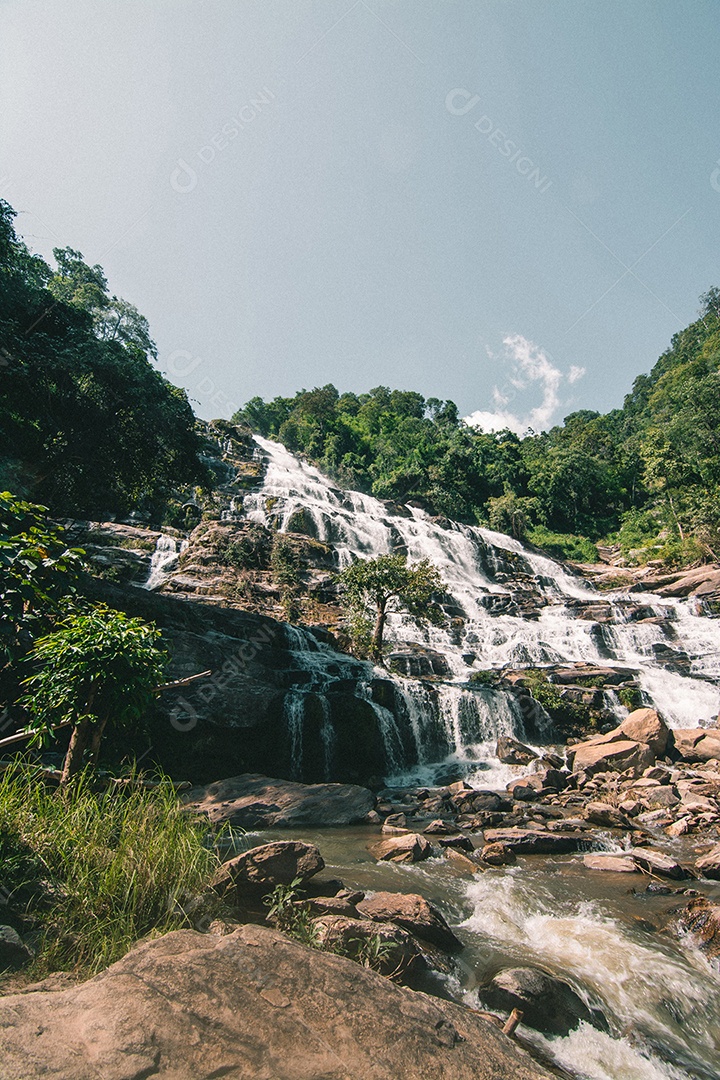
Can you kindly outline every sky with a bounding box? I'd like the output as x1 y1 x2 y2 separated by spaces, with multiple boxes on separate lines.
1 0 719 430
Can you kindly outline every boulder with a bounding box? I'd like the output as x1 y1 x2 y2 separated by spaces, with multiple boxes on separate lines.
0 926 34 971
445 848 484 874
671 729 720 764
507 776 542 801
677 898 720 960
356 891 462 952
0 926 555 1080
496 736 538 765
311 915 425 981
695 843 720 880
583 854 639 873
481 842 517 867
583 802 633 829
184 773 375 828
482 828 583 854
628 848 688 880
480 966 608 1037
424 819 460 835
214 840 324 894
569 738 654 777
616 708 669 755
367 833 433 864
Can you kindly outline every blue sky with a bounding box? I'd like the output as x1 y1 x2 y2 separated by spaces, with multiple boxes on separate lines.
1 0 719 428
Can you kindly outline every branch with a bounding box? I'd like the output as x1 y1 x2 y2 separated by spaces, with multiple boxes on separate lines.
154 669 212 692
0 721 73 752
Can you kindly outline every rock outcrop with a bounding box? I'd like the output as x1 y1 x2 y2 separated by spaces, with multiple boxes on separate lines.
0 926 554 1080
185 773 375 828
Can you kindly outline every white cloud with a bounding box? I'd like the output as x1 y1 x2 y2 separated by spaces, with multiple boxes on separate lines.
464 335 584 436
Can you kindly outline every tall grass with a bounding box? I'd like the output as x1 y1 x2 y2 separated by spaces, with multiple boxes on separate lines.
0 761 222 977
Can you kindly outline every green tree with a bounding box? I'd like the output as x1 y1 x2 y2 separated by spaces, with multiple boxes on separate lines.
337 554 444 661
20 604 168 785
0 492 84 674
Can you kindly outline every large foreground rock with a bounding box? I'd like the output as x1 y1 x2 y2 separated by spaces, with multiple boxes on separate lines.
185 773 375 827
0 926 553 1079
569 736 654 777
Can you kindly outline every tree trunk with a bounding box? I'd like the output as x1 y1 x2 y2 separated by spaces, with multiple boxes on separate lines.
371 602 387 662
88 717 108 766
60 718 92 786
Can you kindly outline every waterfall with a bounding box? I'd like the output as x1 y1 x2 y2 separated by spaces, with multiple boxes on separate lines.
143 535 183 590
241 434 720 783
284 691 305 780
245 436 720 727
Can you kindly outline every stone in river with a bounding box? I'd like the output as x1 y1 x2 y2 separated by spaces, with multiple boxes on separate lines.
482 828 583 854
213 840 324 896
367 833 433 863
356 891 463 951
583 854 639 873
184 773 375 828
583 801 633 829
628 847 689 880
0 925 557 1079
695 843 720 880
480 966 608 1037
496 736 538 765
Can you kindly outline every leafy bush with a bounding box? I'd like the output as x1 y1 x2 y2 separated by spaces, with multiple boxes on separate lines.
0 763 221 978
527 526 599 564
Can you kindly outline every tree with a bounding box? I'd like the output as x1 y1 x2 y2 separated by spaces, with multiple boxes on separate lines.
0 492 84 674
337 554 444 661
20 604 168 785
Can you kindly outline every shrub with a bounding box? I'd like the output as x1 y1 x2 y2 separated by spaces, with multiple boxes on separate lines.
527 526 599 564
0 763 221 978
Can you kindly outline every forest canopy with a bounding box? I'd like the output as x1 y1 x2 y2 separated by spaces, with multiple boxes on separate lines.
0 199 207 517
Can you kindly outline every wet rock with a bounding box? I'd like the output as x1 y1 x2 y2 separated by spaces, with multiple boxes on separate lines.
496 736 538 765
677 897 720 959
481 842 517 867
214 841 324 895
367 833 433 864
437 834 474 852
480 966 608 1037
507 776 542 802
695 843 720 880
424 818 460 835
445 848 484 874
356 891 462 951
583 854 639 873
185 773 375 828
628 848 688 880
482 828 583 854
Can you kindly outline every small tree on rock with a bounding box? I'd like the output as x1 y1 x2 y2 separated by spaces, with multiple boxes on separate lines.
337 554 445 661
20 604 168 785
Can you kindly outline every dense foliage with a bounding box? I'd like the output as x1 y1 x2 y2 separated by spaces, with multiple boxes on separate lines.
337 554 444 658
234 293 720 565
21 604 168 783
0 200 208 517
0 763 221 977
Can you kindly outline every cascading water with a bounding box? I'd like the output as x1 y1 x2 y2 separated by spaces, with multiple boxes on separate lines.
244 435 720 778
143 534 186 590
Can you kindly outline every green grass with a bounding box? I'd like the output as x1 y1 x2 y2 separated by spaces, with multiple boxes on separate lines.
0 762 222 979
527 525 599 564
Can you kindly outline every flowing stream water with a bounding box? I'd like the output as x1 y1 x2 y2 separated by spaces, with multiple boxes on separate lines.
238 436 720 1080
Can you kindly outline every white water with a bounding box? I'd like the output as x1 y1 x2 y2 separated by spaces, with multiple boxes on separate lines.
461 869 720 1080
143 534 186 590
244 436 720 746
